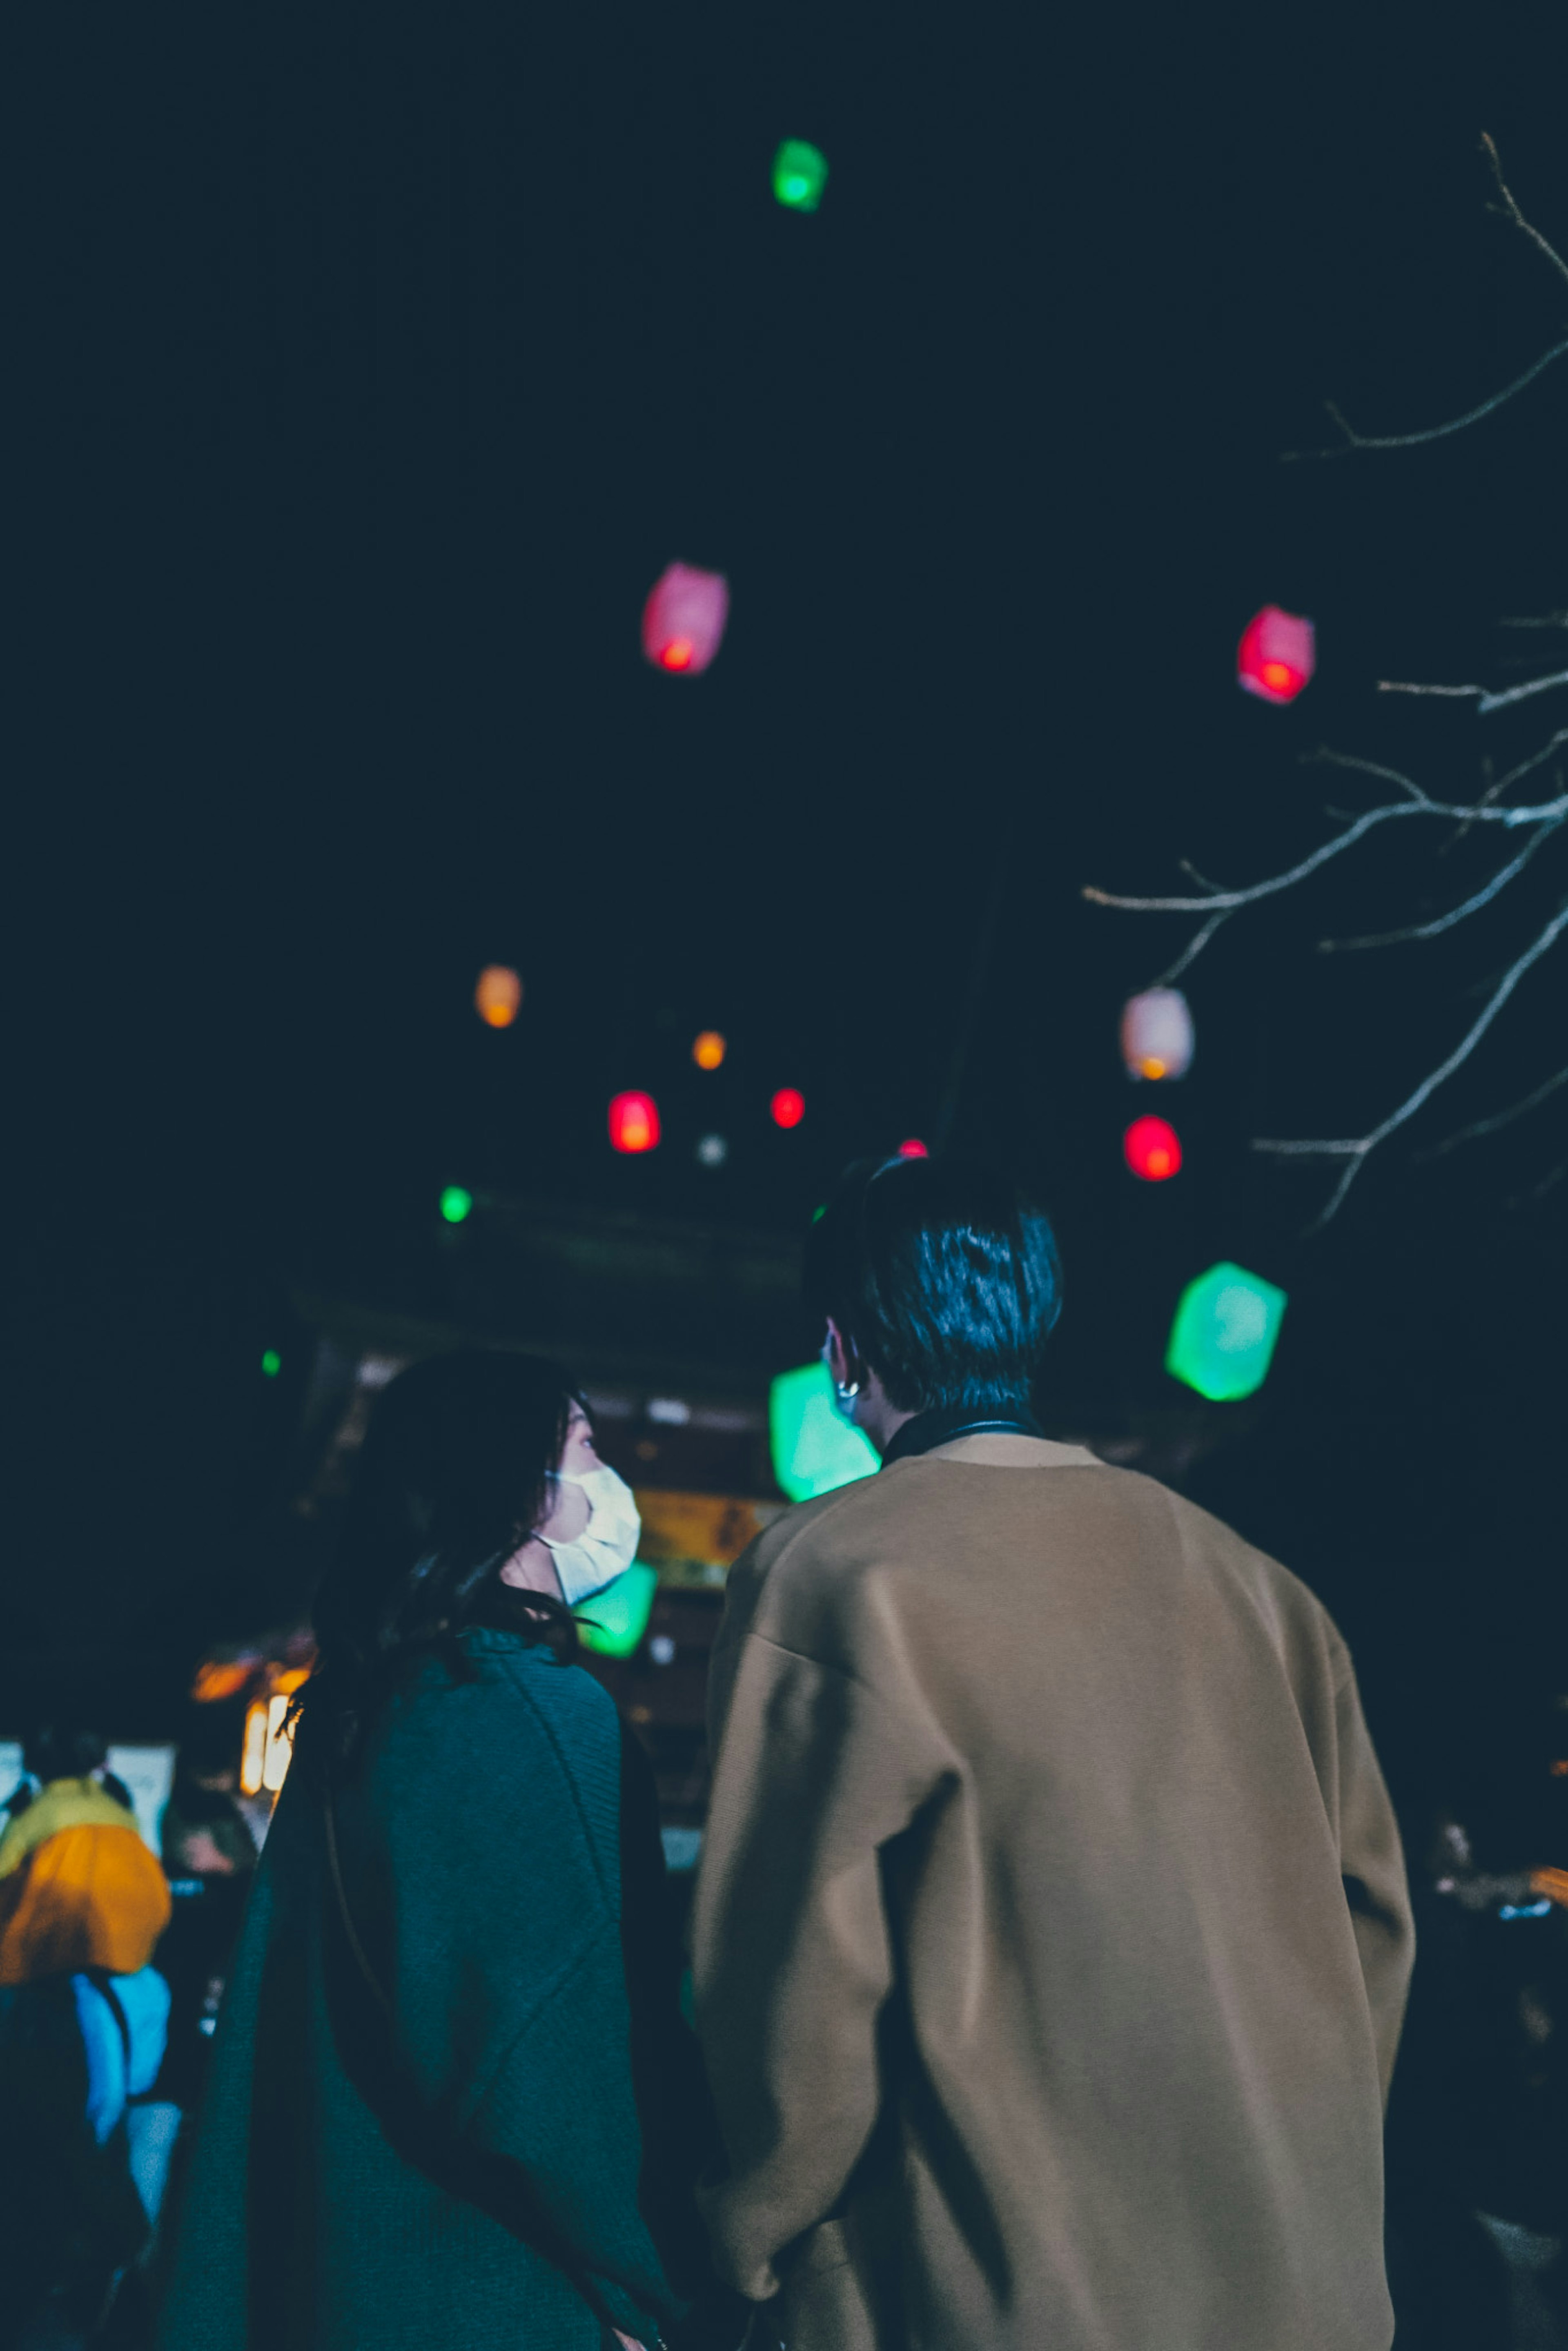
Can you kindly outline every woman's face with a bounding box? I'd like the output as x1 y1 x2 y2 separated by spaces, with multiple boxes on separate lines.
499 1404 599 1597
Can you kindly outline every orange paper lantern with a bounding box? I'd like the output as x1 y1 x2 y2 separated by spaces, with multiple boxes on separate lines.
474 965 522 1028
693 1030 726 1070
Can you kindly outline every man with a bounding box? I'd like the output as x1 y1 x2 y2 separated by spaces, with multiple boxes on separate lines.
693 1155 1414 2350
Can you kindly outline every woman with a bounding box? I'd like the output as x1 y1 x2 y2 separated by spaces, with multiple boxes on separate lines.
158 1350 742 2351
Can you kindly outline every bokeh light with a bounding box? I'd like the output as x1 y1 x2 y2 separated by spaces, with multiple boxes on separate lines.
609 1092 661 1154
474 965 522 1028
439 1185 474 1223
771 1087 806 1130
693 1030 726 1070
1237 606 1315 705
772 139 829 212
1124 1116 1182 1182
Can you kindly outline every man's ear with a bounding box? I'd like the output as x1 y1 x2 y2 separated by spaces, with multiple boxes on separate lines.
825 1319 868 1390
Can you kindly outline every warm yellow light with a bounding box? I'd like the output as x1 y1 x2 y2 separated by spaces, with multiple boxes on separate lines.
191 1659 252 1704
693 1030 726 1071
272 1667 311 1696
240 1701 267 1796
474 965 522 1029
1139 1056 1167 1080
262 1696 294 1794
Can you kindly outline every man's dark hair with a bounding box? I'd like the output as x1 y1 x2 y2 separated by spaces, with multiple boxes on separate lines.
804 1155 1063 1415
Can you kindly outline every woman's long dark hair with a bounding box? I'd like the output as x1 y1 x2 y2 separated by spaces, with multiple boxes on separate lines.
298 1349 582 1772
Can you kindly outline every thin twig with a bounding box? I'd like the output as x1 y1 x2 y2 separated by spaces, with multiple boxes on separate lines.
1306 747 1431 805
1317 818 1561 950
1082 788 1568 915
1281 338 1568 461
1152 909 1231 986
1481 131 1568 294
1420 1063 1568 1159
1253 901 1568 1222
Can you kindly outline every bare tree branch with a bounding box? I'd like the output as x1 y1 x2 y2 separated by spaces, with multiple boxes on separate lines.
1481 131 1568 294
1082 786 1568 916
1317 818 1562 950
1420 1063 1568 1159
1281 339 1568 461
1253 900 1568 1222
1151 909 1232 986
1307 748 1432 805
1379 667 1568 715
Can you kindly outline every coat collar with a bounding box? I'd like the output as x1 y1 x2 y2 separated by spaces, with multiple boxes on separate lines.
883 1430 1102 1471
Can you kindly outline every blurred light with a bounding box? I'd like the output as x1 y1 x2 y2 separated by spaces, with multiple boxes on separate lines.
1237 606 1315 705
191 1660 253 1705
1120 989 1194 1082
474 965 522 1028
439 1185 473 1223
642 563 730 676
1550 1760 1568 1777
649 1635 677 1667
647 1397 691 1425
240 1702 267 1797
1165 1262 1287 1402
693 1030 726 1070
897 1138 929 1159
1124 1115 1182 1181
575 1563 660 1658
771 1087 806 1130
261 1348 281 1378
610 1091 661 1154
697 1132 728 1167
773 138 829 212
769 1362 879 1502
811 1204 825 1223
262 1696 294 1794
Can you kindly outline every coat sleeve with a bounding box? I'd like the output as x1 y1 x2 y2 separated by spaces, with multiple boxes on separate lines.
692 1628 946 2303
1330 1647 1415 2105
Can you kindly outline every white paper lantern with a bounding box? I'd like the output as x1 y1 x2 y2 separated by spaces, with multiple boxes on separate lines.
1120 988 1194 1082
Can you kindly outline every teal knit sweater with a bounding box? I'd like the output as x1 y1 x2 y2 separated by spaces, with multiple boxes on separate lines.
158 1631 691 2349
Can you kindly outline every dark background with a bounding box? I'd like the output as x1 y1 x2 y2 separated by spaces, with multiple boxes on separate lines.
6 0 1567 1845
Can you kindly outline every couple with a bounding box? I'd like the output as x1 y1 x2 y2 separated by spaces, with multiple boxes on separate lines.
159 1155 1414 2351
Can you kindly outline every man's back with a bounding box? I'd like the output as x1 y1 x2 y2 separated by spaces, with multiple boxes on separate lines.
694 1435 1413 2351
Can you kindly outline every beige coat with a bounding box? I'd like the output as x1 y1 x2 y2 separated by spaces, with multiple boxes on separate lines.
693 1435 1414 2351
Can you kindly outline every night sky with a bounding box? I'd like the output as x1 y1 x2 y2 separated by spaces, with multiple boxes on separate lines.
7 1 1568 1826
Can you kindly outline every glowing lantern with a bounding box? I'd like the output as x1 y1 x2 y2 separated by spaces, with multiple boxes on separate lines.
474 965 522 1028
773 139 829 212
693 1030 726 1070
261 1349 281 1378
898 1138 930 1159
1166 1262 1287 1401
697 1133 728 1167
642 563 730 676
1237 606 1315 705
1124 1115 1182 1182
1120 988 1194 1082
439 1185 473 1224
609 1091 661 1154
769 1362 879 1502
771 1087 806 1130
575 1562 659 1659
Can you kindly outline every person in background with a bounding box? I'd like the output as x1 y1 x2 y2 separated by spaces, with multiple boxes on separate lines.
0 1728 172 2351
694 1154 1416 2351
158 1349 748 2351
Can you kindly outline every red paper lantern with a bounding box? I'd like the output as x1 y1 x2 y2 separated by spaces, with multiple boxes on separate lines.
642 562 730 676
609 1091 661 1154
771 1087 806 1130
897 1138 929 1159
1124 1115 1182 1182
1237 606 1315 705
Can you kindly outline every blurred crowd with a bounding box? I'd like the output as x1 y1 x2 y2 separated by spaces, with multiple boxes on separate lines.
0 1717 257 2351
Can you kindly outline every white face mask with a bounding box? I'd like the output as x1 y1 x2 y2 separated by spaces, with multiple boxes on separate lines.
539 1465 642 1607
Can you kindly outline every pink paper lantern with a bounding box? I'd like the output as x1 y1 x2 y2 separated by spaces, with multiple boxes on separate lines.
642 562 730 676
1237 606 1315 705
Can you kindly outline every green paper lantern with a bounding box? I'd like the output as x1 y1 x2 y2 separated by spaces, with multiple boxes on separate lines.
773 139 829 213
261 1348 282 1378
769 1361 879 1502
1165 1262 1287 1402
574 1563 660 1658
439 1185 473 1225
